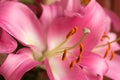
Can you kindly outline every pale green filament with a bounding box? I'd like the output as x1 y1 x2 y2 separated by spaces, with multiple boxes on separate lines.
95 37 120 48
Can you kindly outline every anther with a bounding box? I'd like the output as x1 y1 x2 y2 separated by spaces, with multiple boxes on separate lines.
101 32 110 41
80 0 90 6
110 51 115 60
104 48 110 58
66 26 78 39
76 43 84 63
69 60 75 68
107 42 111 50
62 49 67 61
80 43 84 54
76 55 82 63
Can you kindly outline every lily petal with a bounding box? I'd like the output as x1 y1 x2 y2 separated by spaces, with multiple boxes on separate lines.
45 56 88 80
105 54 120 80
105 9 120 32
0 1 45 51
40 2 63 30
45 54 105 80
79 52 108 76
0 28 17 53
61 0 82 12
0 48 39 80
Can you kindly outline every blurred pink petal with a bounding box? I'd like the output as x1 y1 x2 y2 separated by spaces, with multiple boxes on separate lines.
40 2 63 30
0 48 40 80
105 9 120 32
80 53 108 75
0 28 17 53
105 54 120 79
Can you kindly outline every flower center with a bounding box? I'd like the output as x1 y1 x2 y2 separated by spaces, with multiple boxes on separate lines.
39 26 90 68
62 43 84 69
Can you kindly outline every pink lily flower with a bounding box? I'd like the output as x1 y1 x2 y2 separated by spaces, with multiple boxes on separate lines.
0 0 110 80
93 32 120 80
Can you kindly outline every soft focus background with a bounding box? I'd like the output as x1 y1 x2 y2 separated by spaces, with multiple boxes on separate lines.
97 0 120 17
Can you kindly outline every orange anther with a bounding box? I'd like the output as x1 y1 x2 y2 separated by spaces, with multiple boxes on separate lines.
110 51 115 60
80 43 84 54
75 43 84 63
107 42 111 50
69 60 75 68
76 55 82 63
66 26 78 39
101 32 110 41
80 0 90 6
62 49 67 61
104 48 110 58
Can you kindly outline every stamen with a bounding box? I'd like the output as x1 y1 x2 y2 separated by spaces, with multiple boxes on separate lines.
80 0 90 6
62 49 67 61
66 26 78 39
76 43 84 63
80 43 84 54
101 32 110 41
67 28 90 50
95 37 120 48
69 60 75 68
76 55 82 63
104 48 110 58
107 42 111 50
110 51 115 60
